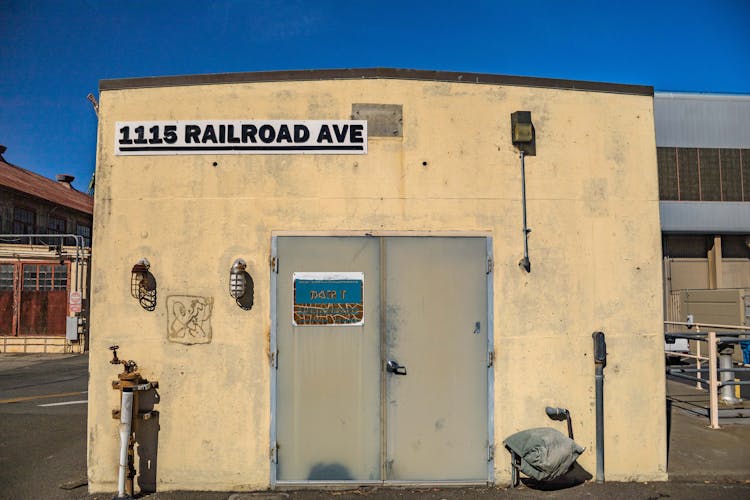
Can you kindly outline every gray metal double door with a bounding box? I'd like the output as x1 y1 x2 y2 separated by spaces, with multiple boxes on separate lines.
275 236 489 483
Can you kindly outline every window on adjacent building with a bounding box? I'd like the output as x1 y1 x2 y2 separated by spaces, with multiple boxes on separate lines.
76 223 91 247
53 264 68 289
22 264 68 291
657 147 750 201
0 264 14 290
47 216 66 234
13 207 36 235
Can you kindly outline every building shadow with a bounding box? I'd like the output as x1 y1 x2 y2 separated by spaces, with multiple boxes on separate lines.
307 462 353 480
666 398 672 467
519 462 593 491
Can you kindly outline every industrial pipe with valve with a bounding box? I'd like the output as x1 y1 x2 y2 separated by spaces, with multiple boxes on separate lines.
109 345 158 499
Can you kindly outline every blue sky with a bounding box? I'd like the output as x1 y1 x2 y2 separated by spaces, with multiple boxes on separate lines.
1 0 749 192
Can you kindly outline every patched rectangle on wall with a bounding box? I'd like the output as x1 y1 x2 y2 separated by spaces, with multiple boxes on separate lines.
351 104 402 137
167 296 213 344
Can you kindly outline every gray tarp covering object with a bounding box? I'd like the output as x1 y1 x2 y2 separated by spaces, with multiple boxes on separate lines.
503 427 585 481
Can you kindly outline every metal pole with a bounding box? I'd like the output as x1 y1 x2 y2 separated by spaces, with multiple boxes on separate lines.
116 388 134 499
592 331 606 483
696 326 703 389
719 346 741 404
595 363 604 482
519 150 531 272
708 332 720 429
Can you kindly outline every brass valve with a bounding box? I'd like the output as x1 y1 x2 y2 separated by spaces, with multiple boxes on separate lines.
109 345 138 373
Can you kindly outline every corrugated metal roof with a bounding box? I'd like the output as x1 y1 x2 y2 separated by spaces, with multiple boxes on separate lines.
0 158 93 215
654 92 750 148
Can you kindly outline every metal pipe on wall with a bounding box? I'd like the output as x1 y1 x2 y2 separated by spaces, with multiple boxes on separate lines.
519 151 531 272
116 388 134 499
592 331 607 483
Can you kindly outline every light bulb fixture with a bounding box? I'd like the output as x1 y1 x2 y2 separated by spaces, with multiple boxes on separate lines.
510 110 535 156
230 259 247 300
229 259 254 310
130 258 156 311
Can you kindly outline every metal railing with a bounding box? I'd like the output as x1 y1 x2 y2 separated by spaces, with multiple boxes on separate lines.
0 233 88 293
0 335 83 353
665 320 750 429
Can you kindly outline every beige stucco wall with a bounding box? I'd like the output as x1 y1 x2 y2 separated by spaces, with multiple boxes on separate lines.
88 77 666 492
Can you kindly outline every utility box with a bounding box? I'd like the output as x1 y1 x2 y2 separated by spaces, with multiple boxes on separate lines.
65 316 79 341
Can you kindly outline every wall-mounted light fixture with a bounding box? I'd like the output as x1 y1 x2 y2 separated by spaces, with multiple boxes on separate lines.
511 111 535 273
131 258 157 311
511 111 535 156
230 259 254 310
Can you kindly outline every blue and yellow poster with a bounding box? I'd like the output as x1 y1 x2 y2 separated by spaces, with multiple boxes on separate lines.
292 272 364 326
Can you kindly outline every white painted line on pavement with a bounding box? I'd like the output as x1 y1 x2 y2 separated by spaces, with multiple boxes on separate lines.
37 400 88 407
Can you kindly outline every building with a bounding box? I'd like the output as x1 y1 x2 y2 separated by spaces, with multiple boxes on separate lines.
655 93 750 322
87 68 667 493
0 145 93 353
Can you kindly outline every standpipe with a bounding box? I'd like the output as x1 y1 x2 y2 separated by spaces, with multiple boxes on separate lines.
109 345 158 499
592 331 607 483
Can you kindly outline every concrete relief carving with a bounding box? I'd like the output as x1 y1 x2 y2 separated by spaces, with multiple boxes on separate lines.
167 296 213 344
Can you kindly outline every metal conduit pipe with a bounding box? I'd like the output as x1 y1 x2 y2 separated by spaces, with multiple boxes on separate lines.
116 388 134 499
669 367 750 373
0 233 86 292
518 150 531 272
592 331 607 483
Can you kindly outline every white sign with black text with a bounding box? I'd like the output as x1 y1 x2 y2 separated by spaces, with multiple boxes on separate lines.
115 120 368 155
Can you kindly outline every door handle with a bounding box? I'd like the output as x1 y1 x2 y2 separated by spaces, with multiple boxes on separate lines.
386 360 407 375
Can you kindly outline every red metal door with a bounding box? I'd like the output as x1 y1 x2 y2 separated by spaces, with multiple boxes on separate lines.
18 264 69 336
0 264 14 335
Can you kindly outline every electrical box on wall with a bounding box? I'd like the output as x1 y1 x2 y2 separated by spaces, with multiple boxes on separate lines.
66 316 79 341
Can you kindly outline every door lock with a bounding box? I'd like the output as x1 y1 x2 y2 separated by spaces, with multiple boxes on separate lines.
386 360 407 375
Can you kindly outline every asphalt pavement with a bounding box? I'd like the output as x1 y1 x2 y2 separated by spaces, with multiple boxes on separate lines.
0 353 88 500
1 353 749 500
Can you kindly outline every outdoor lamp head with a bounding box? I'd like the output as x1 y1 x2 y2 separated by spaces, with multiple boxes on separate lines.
130 258 151 298
511 111 533 143
229 259 247 300
130 258 157 311
511 111 536 155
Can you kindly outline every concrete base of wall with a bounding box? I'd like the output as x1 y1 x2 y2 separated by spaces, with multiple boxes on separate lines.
0 336 85 354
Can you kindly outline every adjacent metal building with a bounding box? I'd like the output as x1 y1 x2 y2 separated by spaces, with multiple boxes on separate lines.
656 92 750 296
0 147 92 352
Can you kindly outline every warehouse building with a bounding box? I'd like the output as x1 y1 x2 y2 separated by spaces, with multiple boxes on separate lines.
655 92 750 325
87 68 666 492
0 146 92 353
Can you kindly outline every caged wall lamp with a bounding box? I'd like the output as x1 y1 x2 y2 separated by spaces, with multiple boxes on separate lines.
230 258 254 310
130 258 157 311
